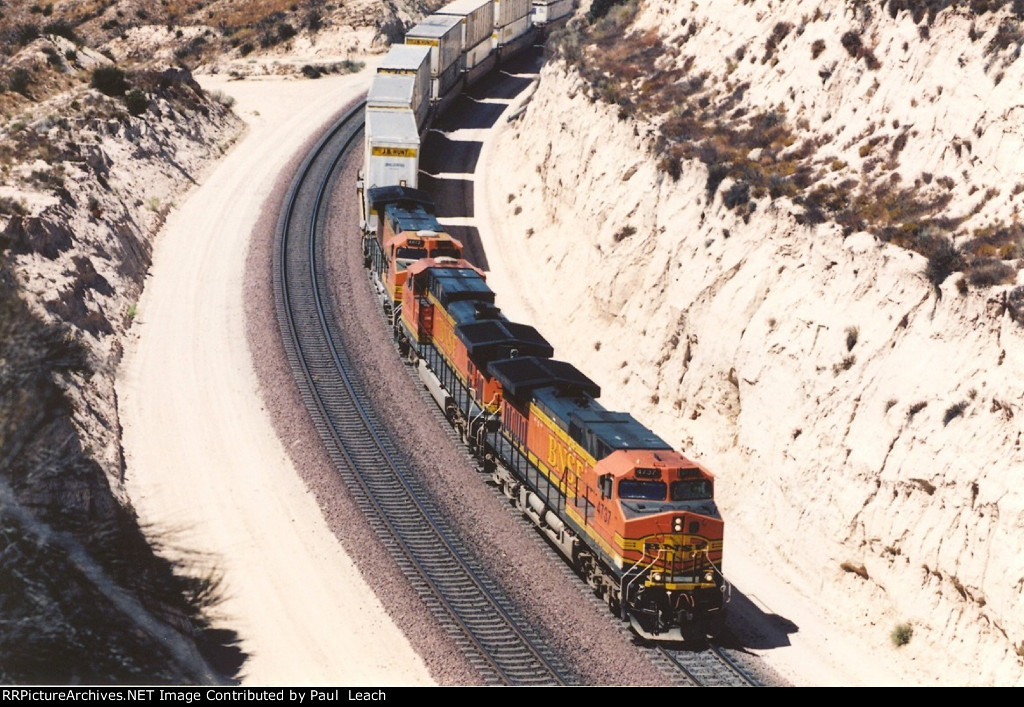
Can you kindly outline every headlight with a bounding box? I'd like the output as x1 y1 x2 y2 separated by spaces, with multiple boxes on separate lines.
651 571 663 583
672 517 684 532
704 570 714 583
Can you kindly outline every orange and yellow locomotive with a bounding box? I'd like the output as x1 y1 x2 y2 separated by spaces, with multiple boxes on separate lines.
393 256 728 640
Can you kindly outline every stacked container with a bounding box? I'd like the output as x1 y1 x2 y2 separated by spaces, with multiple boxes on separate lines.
406 14 464 100
436 0 495 71
493 0 532 47
531 0 574 26
362 109 420 231
377 43 431 129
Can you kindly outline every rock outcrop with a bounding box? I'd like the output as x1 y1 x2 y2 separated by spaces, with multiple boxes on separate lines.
485 0 1024 686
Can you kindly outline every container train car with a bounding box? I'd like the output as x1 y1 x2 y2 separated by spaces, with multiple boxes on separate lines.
355 2 728 641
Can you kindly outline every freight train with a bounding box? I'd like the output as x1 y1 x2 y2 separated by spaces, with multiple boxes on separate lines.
356 1 729 642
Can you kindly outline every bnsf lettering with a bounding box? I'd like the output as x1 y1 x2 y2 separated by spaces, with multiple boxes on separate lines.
435 319 457 356
406 38 439 46
546 435 585 477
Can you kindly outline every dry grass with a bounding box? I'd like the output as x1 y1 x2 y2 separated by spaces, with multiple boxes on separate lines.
553 1 1024 289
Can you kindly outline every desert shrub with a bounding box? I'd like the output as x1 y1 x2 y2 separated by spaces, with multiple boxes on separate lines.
613 225 636 242
1006 286 1024 325
124 89 148 116
845 326 859 351
943 401 968 425
705 162 729 198
832 354 856 375
208 89 235 108
239 42 254 56
0 196 27 215
657 154 681 181
589 0 628 22
925 239 965 287
42 19 77 42
966 259 1015 286
9 68 32 96
841 30 862 57
278 22 296 41
891 623 913 647
91 66 128 96
723 181 750 209
840 561 869 579
811 38 826 59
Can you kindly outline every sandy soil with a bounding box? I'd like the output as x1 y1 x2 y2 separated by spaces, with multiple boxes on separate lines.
118 66 434 687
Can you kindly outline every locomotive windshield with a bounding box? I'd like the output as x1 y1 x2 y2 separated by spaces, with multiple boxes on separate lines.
431 244 460 259
670 479 713 501
395 246 428 270
618 479 667 501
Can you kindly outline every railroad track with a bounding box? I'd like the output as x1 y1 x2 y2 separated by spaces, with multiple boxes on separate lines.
273 101 574 686
652 644 762 687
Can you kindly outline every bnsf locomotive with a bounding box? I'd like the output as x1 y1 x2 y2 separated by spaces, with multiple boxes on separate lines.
357 1 728 641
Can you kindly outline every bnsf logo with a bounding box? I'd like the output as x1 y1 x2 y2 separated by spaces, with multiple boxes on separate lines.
547 436 585 476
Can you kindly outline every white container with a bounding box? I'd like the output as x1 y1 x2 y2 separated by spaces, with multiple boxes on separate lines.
377 44 431 126
406 15 463 78
436 0 495 51
495 0 531 27
363 109 420 230
531 0 573 24
368 73 428 130
494 12 531 47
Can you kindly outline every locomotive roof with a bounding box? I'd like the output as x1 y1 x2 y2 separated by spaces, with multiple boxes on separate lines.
533 388 673 456
489 356 600 399
426 266 495 307
457 320 554 362
382 200 443 234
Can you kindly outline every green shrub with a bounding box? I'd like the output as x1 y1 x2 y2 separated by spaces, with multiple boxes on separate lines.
9 67 32 96
91 66 128 96
124 89 148 116
943 401 967 426
925 239 965 288
891 622 913 647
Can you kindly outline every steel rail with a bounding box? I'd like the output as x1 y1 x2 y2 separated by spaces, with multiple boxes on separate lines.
273 101 572 686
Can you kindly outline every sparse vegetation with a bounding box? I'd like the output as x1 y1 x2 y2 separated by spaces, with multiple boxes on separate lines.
550 2 1024 289
840 561 869 579
91 66 128 97
613 225 636 242
891 622 914 647
125 88 148 116
845 326 859 351
943 400 968 425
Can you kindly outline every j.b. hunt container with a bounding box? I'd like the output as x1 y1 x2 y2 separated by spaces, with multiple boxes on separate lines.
361 109 420 231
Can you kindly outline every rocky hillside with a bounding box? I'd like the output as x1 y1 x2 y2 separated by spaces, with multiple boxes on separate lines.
0 0 435 684
486 0 1024 686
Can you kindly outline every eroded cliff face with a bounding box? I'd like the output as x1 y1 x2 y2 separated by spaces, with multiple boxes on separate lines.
485 0 1024 685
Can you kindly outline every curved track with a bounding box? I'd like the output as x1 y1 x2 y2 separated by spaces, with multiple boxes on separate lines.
273 102 574 686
